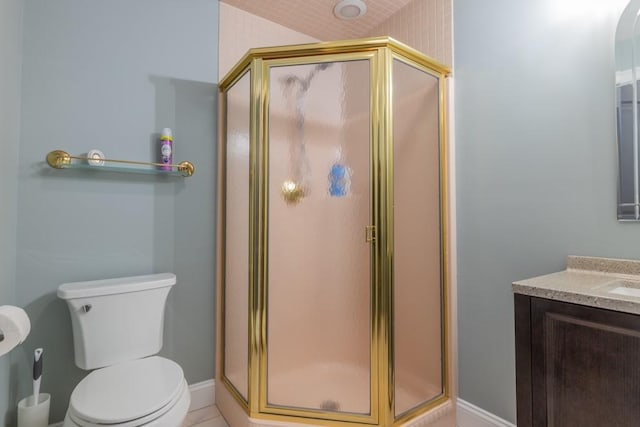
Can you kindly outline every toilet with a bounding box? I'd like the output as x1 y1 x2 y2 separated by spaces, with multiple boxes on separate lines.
57 273 190 427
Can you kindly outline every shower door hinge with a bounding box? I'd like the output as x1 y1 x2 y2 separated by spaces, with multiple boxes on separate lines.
365 225 376 243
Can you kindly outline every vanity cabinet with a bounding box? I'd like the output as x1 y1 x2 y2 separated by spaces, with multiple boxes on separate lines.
515 294 640 427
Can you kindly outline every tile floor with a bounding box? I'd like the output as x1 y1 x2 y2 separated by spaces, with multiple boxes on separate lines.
183 405 230 427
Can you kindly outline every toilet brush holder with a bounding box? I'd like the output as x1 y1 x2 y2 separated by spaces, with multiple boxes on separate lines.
17 393 50 427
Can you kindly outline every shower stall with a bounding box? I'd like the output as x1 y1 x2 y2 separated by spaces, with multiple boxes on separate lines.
216 37 451 427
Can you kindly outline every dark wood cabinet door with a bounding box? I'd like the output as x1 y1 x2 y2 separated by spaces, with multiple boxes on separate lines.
530 297 640 427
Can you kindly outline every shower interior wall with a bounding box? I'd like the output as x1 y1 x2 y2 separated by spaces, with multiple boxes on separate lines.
218 2 319 79
218 0 452 79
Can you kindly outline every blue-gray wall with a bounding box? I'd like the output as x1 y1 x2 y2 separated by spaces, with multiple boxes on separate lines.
13 0 218 423
0 0 24 424
454 0 637 422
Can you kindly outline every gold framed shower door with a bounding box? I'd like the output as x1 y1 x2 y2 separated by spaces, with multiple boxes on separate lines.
218 37 451 427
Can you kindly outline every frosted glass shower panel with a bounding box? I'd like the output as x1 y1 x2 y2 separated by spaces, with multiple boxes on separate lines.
266 60 372 415
392 59 443 416
224 71 251 401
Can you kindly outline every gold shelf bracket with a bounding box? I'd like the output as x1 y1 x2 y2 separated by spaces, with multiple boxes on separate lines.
46 150 72 168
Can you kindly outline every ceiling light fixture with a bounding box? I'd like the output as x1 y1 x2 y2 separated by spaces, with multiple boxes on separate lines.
334 0 367 20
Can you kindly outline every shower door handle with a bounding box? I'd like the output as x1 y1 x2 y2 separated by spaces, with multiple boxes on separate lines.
365 225 376 243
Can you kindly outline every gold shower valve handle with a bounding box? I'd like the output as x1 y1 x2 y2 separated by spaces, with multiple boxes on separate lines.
365 225 376 243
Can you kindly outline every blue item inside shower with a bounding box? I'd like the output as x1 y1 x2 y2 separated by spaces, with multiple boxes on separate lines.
329 162 351 197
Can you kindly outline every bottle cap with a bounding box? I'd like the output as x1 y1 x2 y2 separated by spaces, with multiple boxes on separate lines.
161 128 173 140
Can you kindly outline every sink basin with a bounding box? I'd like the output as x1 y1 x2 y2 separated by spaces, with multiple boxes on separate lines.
607 281 640 298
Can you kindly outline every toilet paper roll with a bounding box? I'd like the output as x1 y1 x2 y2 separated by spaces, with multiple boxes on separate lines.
0 306 30 357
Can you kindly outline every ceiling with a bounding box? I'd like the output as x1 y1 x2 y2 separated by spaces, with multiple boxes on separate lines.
220 0 415 41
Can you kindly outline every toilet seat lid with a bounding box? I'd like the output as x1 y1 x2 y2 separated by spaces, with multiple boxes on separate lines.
69 356 184 424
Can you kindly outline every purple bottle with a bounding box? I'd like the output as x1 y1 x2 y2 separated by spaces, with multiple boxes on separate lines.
160 128 173 171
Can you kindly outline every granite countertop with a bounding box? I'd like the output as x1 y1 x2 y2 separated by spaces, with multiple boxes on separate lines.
512 256 640 315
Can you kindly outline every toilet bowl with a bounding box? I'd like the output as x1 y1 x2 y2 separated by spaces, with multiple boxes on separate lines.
62 357 190 427
58 274 190 427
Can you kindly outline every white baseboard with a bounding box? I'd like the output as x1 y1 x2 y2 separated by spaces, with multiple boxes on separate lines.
48 379 216 426
189 379 216 411
457 399 515 427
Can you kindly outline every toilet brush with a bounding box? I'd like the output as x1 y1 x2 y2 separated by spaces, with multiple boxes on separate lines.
32 348 43 406
17 347 49 427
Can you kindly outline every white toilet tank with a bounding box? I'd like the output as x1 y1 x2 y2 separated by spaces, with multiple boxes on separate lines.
57 273 176 370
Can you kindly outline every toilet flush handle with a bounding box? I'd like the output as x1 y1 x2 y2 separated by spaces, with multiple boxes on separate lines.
81 304 92 313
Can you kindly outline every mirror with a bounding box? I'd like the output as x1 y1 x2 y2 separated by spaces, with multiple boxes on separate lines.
616 0 640 220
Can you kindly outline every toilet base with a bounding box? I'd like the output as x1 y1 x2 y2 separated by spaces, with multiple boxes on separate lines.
62 379 190 427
